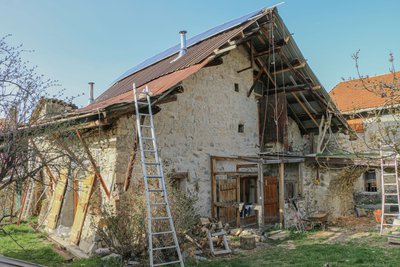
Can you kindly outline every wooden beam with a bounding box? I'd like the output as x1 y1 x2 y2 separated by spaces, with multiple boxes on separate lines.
211 157 217 219
76 130 110 199
236 177 241 227
257 162 265 230
247 59 268 97
291 92 319 127
124 116 145 191
272 61 306 75
279 162 284 228
54 137 88 172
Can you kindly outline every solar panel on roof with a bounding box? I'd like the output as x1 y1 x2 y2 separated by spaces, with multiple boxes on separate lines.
113 7 267 84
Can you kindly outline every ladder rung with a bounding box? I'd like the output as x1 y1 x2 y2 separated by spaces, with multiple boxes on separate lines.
384 183 398 186
150 202 167 206
144 162 161 165
383 213 400 216
140 125 152 128
152 245 177 251
143 149 156 153
385 193 399 196
152 231 173 235
211 230 227 237
138 113 151 116
384 203 400 205
142 137 155 140
148 189 163 192
153 260 182 266
136 101 148 105
146 175 162 179
383 173 397 176
153 216 171 221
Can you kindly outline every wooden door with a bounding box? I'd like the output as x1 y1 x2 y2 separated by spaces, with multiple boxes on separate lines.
47 168 68 230
264 176 279 224
69 171 95 244
217 178 238 226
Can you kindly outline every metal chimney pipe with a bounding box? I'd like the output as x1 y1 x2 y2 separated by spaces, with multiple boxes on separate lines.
179 30 187 57
88 82 95 104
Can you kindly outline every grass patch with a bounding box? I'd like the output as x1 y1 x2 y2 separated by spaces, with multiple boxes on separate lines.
0 223 120 267
192 242 400 267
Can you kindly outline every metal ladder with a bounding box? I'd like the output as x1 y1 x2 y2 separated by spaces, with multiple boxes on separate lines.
133 83 184 267
380 145 400 236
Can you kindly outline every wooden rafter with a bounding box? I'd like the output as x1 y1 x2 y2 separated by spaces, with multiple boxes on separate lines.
75 130 110 199
291 92 319 127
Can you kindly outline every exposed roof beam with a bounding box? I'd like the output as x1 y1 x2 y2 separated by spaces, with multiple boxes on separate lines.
254 36 290 57
271 60 306 75
265 84 321 95
291 92 319 127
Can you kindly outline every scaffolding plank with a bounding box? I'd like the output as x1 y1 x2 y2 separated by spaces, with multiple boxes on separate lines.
69 170 96 244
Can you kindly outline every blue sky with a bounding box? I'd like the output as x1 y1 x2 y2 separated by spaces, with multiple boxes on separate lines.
1 0 399 107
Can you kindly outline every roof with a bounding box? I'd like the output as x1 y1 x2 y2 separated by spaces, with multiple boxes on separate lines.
93 9 266 104
31 6 348 134
330 71 400 113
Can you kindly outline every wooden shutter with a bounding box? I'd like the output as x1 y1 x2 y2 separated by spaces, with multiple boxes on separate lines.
69 170 95 244
47 168 68 230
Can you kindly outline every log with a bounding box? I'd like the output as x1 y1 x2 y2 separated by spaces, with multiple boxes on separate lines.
240 235 256 250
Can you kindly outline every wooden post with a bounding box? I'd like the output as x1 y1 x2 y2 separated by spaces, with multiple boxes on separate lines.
76 130 110 198
211 157 217 219
236 176 241 227
279 162 285 228
298 163 304 197
257 160 264 230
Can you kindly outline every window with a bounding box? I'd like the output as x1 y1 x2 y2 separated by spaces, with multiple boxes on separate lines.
238 123 244 133
234 83 239 92
364 170 377 192
170 172 188 191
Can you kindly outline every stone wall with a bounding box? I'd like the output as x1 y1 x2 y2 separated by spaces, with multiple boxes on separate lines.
116 47 259 216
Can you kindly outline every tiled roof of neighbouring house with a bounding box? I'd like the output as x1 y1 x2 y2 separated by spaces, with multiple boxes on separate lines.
330 71 400 113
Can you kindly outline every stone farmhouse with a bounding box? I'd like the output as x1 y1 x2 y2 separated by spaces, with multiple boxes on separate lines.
18 6 362 254
330 71 400 207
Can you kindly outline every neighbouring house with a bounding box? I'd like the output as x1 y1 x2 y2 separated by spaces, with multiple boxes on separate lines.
330 71 400 206
20 6 362 255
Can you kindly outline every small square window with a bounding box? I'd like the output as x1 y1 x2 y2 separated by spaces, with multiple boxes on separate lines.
234 83 239 92
238 124 244 133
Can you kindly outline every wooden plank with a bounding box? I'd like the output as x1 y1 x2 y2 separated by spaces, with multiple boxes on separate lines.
69 170 96 244
211 157 217 219
47 168 68 230
279 163 285 227
236 177 240 227
124 116 145 191
76 130 110 198
257 163 265 229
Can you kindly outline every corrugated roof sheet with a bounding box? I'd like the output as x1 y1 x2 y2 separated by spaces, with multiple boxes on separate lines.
94 21 256 104
113 8 266 84
79 61 209 112
330 71 400 113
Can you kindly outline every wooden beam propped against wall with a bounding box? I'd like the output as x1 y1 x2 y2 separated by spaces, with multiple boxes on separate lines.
124 116 145 191
76 130 110 199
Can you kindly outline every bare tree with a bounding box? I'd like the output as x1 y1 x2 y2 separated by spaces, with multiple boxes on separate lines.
0 35 75 195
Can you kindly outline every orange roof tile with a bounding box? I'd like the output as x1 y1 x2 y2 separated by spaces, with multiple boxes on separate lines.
329 71 400 113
